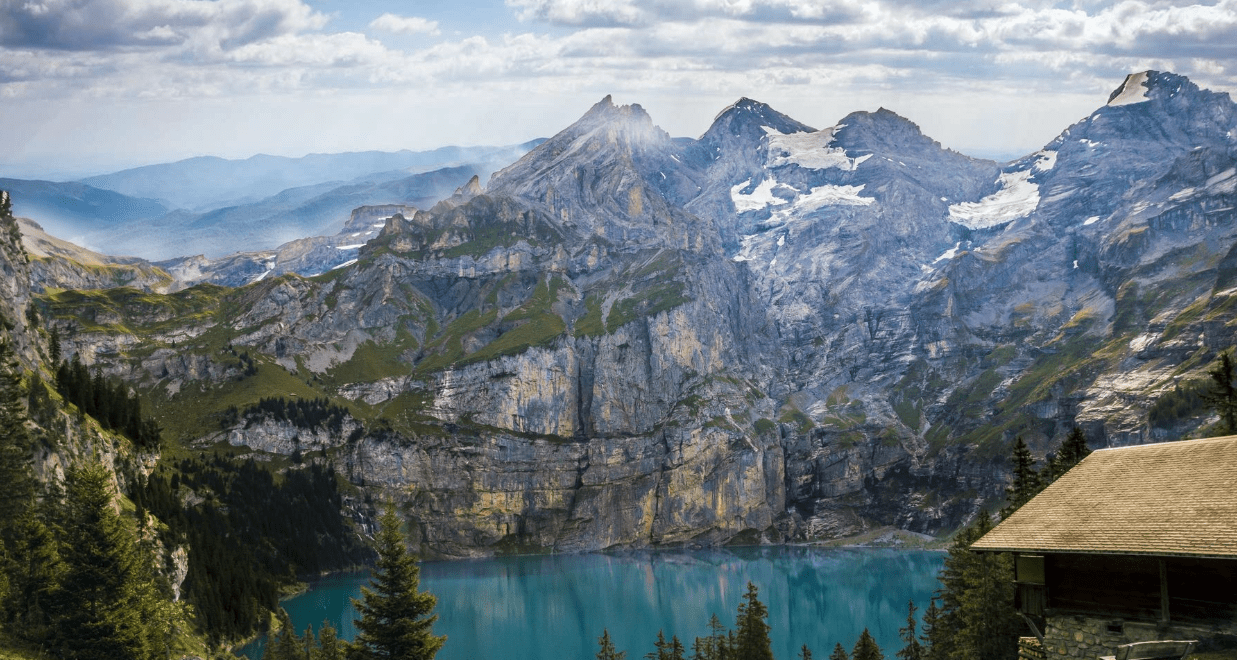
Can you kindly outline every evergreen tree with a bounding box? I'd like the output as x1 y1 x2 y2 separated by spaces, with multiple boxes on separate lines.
929 524 978 660
1001 437 1041 519
1203 350 1237 434
598 629 627 660
732 581 773 660
896 600 922 660
670 635 686 660
647 631 669 660
646 631 685 660
5 506 62 638
349 503 445 660
955 517 1019 660
52 462 163 660
48 327 61 367
852 629 883 660
799 645 813 660
918 598 942 660
829 643 849 660
0 338 33 527
693 613 730 660
315 621 347 660
265 613 306 660
1054 427 1091 475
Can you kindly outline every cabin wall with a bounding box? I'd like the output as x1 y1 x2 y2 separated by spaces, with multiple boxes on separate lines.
1042 614 1237 658
1039 554 1237 658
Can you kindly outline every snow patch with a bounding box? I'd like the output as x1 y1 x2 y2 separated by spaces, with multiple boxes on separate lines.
948 169 1040 229
252 270 273 283
1169 188 1196 202
1083 216 1100 226
777 234 785 247
373 222 387 228
765 125 868 171
731 178 789 212
783 184 874 212
330 259 358 271
1108 72 1151 107
933 242 963 263
336 244 366 250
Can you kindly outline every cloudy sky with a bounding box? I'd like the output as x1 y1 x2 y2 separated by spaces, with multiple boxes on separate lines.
2 0 1235 179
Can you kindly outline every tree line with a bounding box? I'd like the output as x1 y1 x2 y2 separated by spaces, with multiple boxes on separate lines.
134 455 371 643
51 334 162 449
218 396 350 435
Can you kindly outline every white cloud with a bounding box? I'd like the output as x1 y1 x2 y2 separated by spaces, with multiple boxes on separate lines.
0 0 328 50
4 0 1237 175
369 13 440 36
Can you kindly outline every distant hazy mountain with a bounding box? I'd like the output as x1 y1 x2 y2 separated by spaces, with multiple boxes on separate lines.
0 178 169 244
102 163 495 259
79 142 545 212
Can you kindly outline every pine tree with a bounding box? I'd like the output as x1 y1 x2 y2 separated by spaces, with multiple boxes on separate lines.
265 612 306 660
693 613 729 660
1203 350 1237 434
598 629 627 660
896 600 922 660
829 643 849 660
52 462 161 660
670 635 687 660
349 502 445 660
918 598 942 660
732 581 773 660
0 338 33 527
929 524 978 660
799 645 813 660
1001 436 1040 519
5 506 62 638
647 631 669 660
1055 427 1091 474
314 621 347 660
48 327 61 367
955 517 1019 660
852 629 883 660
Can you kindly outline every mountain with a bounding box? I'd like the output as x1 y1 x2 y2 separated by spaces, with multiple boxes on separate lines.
24 70 1237 556
110 163 492 260
80 142 545 212
0 178 170 245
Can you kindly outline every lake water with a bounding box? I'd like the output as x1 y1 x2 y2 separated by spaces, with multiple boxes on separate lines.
238 546 944 660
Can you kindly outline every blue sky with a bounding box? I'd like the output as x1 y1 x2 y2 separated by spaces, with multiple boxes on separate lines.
1 0 1235 179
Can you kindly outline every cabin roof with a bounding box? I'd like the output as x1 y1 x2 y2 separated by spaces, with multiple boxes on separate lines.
972 435 1237 558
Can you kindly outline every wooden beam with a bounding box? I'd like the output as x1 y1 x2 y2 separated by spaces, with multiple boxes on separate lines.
1159 559 1170 624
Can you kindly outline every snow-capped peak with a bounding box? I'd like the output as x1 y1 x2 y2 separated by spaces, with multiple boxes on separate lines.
1108 71 1152 107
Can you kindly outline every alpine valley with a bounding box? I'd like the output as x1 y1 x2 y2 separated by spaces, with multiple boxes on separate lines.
12 70 1237 559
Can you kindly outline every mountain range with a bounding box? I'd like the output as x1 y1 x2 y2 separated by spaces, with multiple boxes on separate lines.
4 142 542 260
22 70 1237 556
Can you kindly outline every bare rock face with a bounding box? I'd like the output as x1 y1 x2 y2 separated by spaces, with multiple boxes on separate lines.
37 72 1237 555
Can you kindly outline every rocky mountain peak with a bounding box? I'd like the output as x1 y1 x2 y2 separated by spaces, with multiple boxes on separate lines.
829 107 977 168
702 97 815 142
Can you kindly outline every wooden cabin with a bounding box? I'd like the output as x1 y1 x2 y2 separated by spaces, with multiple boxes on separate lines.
972 435 1237 659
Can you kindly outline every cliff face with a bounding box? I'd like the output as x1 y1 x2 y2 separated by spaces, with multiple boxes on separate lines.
35 71 1237 556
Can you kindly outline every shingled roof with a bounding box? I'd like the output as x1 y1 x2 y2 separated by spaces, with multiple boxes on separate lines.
972 435 1237 558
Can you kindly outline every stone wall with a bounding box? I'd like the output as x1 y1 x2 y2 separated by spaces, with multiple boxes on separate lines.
1043 613 1237 658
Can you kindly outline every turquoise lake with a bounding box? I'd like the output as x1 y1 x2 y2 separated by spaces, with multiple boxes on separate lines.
238 547 944 660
